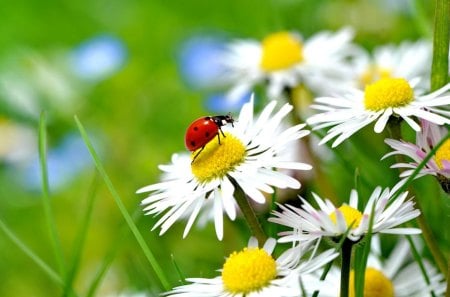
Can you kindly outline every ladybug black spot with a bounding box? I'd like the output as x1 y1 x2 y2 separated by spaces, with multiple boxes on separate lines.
190 140 196 147
193 126 199 131
205 131 210 138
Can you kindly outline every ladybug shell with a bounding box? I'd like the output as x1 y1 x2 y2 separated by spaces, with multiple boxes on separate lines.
185 117 220 151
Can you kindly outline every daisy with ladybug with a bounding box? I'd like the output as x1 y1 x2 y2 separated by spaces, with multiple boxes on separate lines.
137 98 312 240
185 113 235 163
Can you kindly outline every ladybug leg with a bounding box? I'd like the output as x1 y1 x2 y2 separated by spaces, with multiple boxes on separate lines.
191 145 205 164
217 127 226 145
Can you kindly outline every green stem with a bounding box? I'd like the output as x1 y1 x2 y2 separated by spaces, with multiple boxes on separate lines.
340 239 354 297
231 178 267 246
75 116 171 291
430 0 449 91
406 235 437 297
63 174 99 297
0 217 78 296
86 208 142 297
387 121 448 278
286 86 338 204
39 112 66 275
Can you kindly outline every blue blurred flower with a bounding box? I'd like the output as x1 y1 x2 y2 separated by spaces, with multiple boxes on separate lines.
177 35 229 89
204 91 252 113
71 34 127 81
23 134 92 191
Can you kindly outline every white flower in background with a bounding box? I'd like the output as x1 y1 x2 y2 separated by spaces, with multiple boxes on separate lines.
383 120 450 192
270 187 421 243
137 98 311 240
220 28 360 100
307 78 450 147
0 50 77 118
164 237 337 297
353 40 432 89
306 236 446 297
0 119 36 163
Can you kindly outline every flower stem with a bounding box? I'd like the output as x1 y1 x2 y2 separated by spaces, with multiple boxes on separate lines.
231 178 268 246
430 0 449 91
286 86 338 204
340 239 354 297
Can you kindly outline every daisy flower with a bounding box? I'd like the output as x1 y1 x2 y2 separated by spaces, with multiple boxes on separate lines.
307 77 450 147
136 98 312 240
164 237 338 297
221 27 360 101
306 236 446 297
383 120 450 192
269 187 421 243
353 40 432 89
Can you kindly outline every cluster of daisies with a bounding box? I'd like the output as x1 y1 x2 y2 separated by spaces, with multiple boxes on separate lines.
137 28 449 296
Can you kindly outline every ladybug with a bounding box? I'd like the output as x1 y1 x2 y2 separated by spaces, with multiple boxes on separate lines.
185 114 235 163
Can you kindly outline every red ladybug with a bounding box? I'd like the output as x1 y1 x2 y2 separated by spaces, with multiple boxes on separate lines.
185 114 234 163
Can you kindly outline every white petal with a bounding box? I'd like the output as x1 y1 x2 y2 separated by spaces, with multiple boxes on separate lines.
213 189 224 240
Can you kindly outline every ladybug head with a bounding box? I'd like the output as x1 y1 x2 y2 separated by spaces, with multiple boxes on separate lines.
212 113 234 128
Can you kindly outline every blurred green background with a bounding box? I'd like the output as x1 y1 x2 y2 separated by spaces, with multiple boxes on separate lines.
0 0 445 296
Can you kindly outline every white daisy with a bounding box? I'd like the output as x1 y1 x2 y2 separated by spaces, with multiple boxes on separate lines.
382 120 450 192
221 27 360 100
307 77 450 147
136 98 312 240
352 40 432 89
306 236 446 297
164 237 338 297
269 187 421 243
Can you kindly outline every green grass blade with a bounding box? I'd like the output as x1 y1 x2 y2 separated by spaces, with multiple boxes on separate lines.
62 173 99 297
0 217 63 286
39 111 66 275
85 208 143 297
406 235 437 297
171 254 187 286
85 234 121 297
75 115 171 291
354 198 376 297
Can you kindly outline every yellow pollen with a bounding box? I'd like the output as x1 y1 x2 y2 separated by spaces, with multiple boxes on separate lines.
435 139 450 170
260 31 304 72
191 132 246 183
349 268 395 297
364 78 414 111
360 65 392 86
222 247 277 294
329 205 363 228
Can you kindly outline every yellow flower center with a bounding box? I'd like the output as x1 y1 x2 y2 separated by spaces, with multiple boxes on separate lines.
435 139 450 170
191 132 246 183
360 65 392 86
260 31 304 72
329 205 363 228
222 247 277 294
364 78 414 111
349 267 395 297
